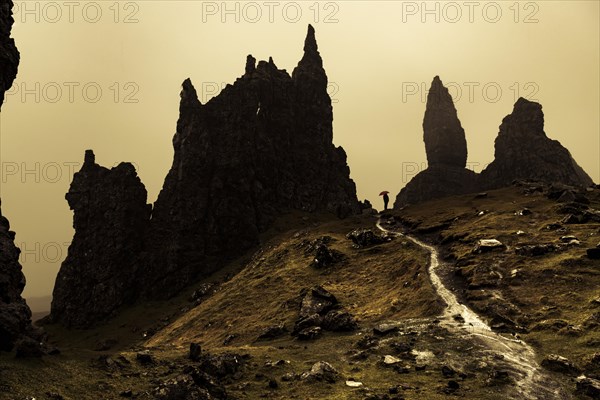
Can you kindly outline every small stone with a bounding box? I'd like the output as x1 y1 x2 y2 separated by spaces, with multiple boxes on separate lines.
345 380 363 388
383 355 401 365
373 322 401 335
473 239 505 253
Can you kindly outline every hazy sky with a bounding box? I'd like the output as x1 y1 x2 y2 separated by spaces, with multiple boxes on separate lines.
0 1 598 303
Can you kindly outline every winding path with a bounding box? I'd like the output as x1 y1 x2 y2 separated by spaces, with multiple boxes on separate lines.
376 219 569 400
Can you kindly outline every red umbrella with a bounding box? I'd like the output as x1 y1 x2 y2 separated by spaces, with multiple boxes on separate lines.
379 191 389 196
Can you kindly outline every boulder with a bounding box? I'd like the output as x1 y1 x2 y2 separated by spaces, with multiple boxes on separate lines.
299 286 338 318
576 376 600 398
473 239 505 253
541 354 580 375
301 361 339 383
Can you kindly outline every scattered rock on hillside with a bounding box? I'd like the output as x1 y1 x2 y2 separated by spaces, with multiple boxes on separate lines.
346 228 392 248
300 286 338 317
541 354 581 375
311 242 343 269
293 286 357 338
301 361 339 383
576 376 600 398
473 239 505 253
515 243 559 257
321 310 358 332
256 324 288 341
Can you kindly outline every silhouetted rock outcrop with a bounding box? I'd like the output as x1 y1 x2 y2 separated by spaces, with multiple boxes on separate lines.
0 0 42 354
50 25 359 326
424 76 467 168
140 24 359 300
0 0 18 108
395 77 477 206
50 150 150 327
395 80 594 207
0 202 37 352
480 98 593 188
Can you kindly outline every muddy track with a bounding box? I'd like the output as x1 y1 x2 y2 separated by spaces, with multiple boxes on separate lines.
376 218 570 400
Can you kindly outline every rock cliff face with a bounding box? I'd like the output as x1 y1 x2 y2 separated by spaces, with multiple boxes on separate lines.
0 203 34 351
395 79 594 207
395 77 477 206
480 98 593 188
50 151 150 327
0 0 18 108
0 0 38 352
142 25 358 299
50 25 360 325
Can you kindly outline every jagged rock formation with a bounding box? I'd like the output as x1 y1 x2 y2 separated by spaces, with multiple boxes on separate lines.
395 80 594 207
50 151 150 327
140 24 359 299
480 98 593 188
424 76 468 168
0 0 44 354
395 77 478 206
50 25 360 326
0 203 34 351
0 0 18 108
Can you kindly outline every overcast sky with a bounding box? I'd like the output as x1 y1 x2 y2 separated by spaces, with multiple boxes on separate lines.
0 0 598 303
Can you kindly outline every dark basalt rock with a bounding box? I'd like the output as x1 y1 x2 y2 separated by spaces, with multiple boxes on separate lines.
50 150 150 328
395 79 594 207
0 0 42 354
51 25 358 327
0 0 18 108
480 98 593 188
140 24 359 300
423 76 468 168
0 202 35 352
395 77 477 207
395 164 478 206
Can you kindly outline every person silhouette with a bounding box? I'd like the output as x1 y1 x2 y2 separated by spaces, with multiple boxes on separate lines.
380 191 390 210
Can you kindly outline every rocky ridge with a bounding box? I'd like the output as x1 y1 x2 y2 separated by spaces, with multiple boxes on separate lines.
395 77 593 207
50 25 360 327
0 0 45 355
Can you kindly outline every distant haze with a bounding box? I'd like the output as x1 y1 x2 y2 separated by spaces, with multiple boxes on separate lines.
0 1 597 302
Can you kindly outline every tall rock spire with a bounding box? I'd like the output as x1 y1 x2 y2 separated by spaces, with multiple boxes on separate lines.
423 76 468 168
292 24 325 86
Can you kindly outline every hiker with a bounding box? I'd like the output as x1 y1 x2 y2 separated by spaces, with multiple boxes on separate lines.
380 191 390 210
